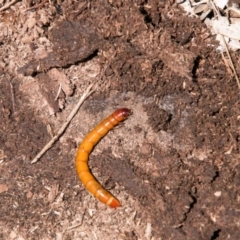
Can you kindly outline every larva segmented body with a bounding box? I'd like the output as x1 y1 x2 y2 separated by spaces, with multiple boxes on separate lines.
75 108 131 208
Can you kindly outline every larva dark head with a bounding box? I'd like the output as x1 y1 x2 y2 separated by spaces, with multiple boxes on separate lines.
113 108 131 122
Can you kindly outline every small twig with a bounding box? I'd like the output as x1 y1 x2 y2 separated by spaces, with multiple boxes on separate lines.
24 0 48 12
209 0 219 17
54 84 62 101
0 0 20 11
208 0 240 89
31 83 96 164
8 78 16 115
221 35 240 89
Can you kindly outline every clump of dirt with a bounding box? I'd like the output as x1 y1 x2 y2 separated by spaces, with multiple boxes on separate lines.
18 20 103 76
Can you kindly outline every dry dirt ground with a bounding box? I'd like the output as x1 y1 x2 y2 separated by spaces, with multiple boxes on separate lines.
0 0 240 239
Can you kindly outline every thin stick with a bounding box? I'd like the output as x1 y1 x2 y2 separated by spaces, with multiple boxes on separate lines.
54 84 62 101
8 78 15 115
24 0 48 12
221 35 240 89
0 0 19 11
31 83 95 164
210 0 240 89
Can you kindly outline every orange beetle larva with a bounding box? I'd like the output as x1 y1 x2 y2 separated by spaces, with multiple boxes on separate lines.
75 108 131 208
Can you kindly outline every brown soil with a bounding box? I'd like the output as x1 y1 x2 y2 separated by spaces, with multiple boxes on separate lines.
0 1 240 239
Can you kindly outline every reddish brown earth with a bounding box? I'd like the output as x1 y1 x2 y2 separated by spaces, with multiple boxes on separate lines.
0 1 240 239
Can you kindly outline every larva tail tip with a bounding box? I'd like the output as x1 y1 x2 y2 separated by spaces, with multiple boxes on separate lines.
109 198 121 208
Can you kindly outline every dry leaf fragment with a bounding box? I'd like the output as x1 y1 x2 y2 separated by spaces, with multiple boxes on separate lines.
47 183 59 203
0 183 9 193
47 68 74 97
